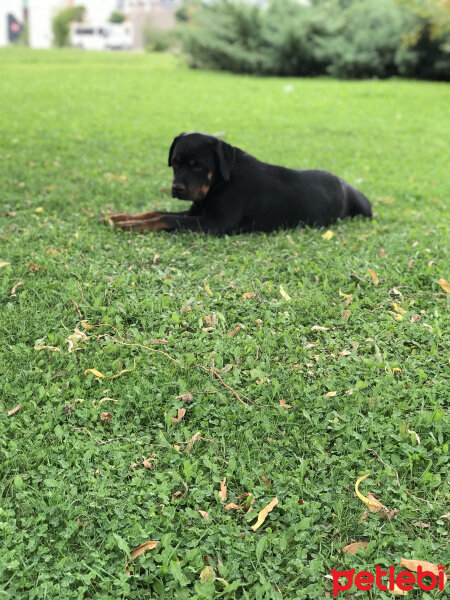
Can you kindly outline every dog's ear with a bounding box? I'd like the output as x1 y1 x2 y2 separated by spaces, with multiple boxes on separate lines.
168 133 185 167
213 138 236 181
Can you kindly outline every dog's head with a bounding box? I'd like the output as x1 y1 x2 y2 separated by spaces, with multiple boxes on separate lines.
168 133 236 202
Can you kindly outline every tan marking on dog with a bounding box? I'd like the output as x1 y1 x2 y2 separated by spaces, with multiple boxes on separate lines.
207 172 213 181
200 185 210 197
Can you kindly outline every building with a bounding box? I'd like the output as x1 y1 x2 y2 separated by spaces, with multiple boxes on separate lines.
0 0 180 49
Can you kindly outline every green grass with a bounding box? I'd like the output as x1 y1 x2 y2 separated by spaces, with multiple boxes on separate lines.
0 48 449 599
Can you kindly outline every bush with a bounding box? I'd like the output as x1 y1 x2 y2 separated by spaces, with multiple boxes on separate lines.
144 25 175 53
109 11 126 24
52 5 85 48
180 0 450 80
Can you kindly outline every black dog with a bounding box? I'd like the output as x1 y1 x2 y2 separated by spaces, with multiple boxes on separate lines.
109 133 371 233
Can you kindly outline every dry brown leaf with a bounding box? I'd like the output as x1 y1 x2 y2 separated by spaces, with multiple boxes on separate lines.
367 269 379 285
100 412 112 422
224 502 244 510
80 320 96 330
413 522 430 528
7 404 22 417
176 392 194 403
251 497 278 531
325 391 337 398
10 281 24 296
341 542 368 554
342 309 351 321
143 459 152 469
228 326 241 336
34 345 61 352
197 510 209 520
392 584 407 596
219 477 227 502
262 474 271 488
311 325 330 331
131 540 158 561
185 431 201 453
279 399 292 408
171 408 186 424
243 292 256 299
379 248 388 258
438 278 450 293
366 492 384 514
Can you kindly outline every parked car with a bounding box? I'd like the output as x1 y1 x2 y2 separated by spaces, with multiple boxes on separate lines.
70 23 133 51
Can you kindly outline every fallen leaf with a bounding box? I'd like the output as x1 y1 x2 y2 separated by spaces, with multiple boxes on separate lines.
0 262 10 268
392 302 406 314
219 477 227 501
379 248 388 258
311 325 330 331
367 269 379 285
342 309 351 322
197 510 209 520
228 326 241 336
262 474 271 488
243 292 256 299
322 230 334 240
354 474 384 512
399 559 446 586
34 345 61 352
438 278 450 293
130 540 158 561
176 392 194 404
10 281 24 296
342 542 368 554
35 206 44 213
407 429 420 444
392 584 407 595
8 404 22 416
185 431 201 453
46 248 59 255
84 368 106 378
171 408 186 424
143 459 152 469
279 284 291 301
251 497 278 531
100 412 112 422
410 314 421 323
413 522 430 528
224 502 244 510
80 320 96 330
279 399 292 408
325 391 337 398
339 290 353 300
66 328 89 353
200 566 215 584
204 281 213 295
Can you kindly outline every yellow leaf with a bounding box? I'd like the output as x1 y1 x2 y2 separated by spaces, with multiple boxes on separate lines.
279 284 291 301
392 302 406 314
35 206 44 213
204 281 213 295
251 497 278 531
279 399 292 408
338 289 353 300
200 566 215 584
392 367 402 375
84 369 107 378
354 474 383 511
392 584 407 596
322 230 334 240
438 278 450 293
0 262 10 268
197 510 209 520
367 269 379 285
325 391 337 398
7 404 22 417
81 320 96 330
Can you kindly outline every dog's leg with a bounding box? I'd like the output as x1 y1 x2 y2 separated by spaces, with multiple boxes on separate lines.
115 213 231 234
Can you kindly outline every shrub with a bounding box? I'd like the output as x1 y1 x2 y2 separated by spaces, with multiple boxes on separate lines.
109 11 126 24
144 25 175 53
180 0 450 80
52 5 85 48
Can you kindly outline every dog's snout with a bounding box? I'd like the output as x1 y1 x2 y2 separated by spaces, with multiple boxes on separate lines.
172 182 186 197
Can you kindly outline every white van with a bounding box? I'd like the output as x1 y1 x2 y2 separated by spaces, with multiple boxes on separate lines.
70 23 133 51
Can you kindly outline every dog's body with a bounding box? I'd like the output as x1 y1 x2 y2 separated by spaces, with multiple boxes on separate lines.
110 133 371 233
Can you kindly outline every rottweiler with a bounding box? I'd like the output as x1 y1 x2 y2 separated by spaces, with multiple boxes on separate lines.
108 132 372 234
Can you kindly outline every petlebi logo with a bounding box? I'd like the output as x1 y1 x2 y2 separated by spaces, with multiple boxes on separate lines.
331 561 447 597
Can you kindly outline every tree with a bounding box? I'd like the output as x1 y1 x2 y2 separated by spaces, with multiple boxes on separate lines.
52 5 85 47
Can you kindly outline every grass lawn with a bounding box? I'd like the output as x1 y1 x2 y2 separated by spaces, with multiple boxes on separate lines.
0 48 449 599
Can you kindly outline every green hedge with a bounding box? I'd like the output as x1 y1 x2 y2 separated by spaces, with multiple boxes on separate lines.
180 0 450 80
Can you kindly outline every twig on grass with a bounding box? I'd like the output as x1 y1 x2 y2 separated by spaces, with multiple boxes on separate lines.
197 365 254 405
366 447 436 505
69 298 83 319
109 336 181 365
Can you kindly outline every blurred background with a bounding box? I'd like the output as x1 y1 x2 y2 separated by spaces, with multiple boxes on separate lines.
1 0 449 80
